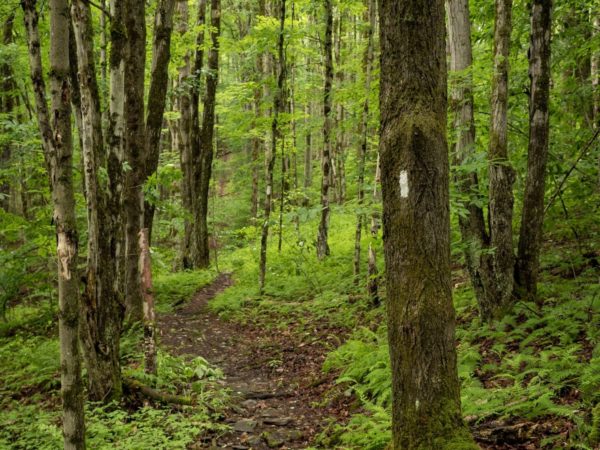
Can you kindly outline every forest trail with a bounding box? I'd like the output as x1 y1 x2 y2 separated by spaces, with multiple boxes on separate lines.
158 273 349 449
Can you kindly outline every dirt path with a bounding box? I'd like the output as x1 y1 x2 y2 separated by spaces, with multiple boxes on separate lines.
158 273 350 449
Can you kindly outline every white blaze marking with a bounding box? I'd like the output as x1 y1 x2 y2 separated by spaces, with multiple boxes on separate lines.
399 170 409 198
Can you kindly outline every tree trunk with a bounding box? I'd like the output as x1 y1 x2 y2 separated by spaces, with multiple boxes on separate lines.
303 101 312 205
71 0 124 402
515 0 552 300
367 152 380 305
316 0 333 260
591 7 600 188
353 0 375 282
446 0 495 314
485 0 516 320
379 0 476 448
22 0 86 446
177 0 195 269
143 0 176 244
0 14 15 212
139 228 157 375
123 0 147 321
194 0 221 268
259 0 285 295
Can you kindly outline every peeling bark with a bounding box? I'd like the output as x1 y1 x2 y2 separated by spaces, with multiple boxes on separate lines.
22 0 86 446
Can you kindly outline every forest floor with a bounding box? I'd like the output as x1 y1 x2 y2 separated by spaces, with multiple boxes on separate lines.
158 272 353 449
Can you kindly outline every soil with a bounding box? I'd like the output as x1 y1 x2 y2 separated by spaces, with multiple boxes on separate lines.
158 273 354 450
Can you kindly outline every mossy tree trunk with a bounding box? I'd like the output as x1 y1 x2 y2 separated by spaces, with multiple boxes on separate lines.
316 0 333 260
195 0 221 269
122 0 147 322
71 0 124 402
143 0 176 244
379 0 477 448
484 0 516 320
22 0 86 446
0 14 15 213
516 0 552 300
446 0 498 318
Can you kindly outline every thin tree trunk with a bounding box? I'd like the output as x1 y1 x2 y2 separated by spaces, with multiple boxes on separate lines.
71 0 124 402
194 0 221 269
303 101 312 205
22 0 86 446
316 0 333 259
446 0 494 313
353 0 375 282
187 0 207 265
484 0 516 320
123 0 147 321
367 152 380 305
592 8 600 188
516 0 552 300
0 14 15 212
259 0 285 294
177 0 194 269
379 0 476 447
139 228 157 375
250 3 264 219
143 0 176 244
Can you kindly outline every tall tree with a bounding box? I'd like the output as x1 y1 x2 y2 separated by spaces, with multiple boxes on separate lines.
143 0 177 243
194 0 221 268
21 0 86 446
259 0 285 294
485 0 516 319
0 14 15 213
71 0 124 401
353 0 375 282
316 0 333 259
123 0 147 320
379 0 477 447
516 0 552 299
446 0 494 315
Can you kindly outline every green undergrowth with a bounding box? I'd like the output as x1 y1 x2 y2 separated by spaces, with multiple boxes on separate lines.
204 209 599 449
154 267 219 313
0 267 228 449
319 269 599 449
209 209 384 331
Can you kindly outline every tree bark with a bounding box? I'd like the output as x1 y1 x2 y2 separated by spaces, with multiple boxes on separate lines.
591 7 600 188
259 0 285 294
143 0 176 244
123 0 147 321
194 0 221 268
22 0 86 446
446 0 496 315
71 0 124 402
367 152 380 305
303 101 312 205
316 0 333 259
515 0 552 300
485 0 516 320
138 228 157 375
379 0 476 448
177 0 195 269
0 14 15 212
352 0 375 282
